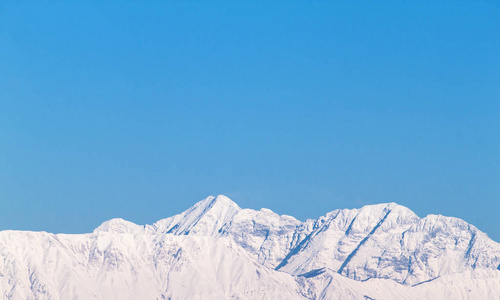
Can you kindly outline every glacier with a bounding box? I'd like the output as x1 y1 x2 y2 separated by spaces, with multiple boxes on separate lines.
1 195 499 299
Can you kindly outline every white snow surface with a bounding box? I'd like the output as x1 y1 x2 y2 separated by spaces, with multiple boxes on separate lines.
1 195 500 299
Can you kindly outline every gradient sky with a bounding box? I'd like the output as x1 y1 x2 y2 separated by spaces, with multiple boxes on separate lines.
1 1 499 241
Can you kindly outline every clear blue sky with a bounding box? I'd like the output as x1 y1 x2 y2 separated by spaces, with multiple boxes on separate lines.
1 1 499 241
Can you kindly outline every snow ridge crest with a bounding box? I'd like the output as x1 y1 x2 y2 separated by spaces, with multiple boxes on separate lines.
2 195 500 300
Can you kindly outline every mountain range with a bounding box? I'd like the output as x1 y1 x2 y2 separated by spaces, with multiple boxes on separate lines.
1 195 499 299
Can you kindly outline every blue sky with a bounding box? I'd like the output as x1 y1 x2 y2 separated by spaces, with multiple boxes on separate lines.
1 1 499 240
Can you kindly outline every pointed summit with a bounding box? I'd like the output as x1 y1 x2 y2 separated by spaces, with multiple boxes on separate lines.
198 194 241 211
154 195 241 236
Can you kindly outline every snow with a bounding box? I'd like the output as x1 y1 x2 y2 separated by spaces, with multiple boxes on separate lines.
1 195 499 299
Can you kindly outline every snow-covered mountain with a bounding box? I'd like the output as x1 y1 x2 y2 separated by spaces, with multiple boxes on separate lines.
1 195 499 299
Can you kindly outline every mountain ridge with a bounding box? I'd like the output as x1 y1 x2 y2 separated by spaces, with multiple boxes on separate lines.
1 195 499 299
77 195 500 284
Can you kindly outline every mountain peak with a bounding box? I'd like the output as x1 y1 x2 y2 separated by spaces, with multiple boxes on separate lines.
154 195 241 236
94 218 143 234
201 194 240 210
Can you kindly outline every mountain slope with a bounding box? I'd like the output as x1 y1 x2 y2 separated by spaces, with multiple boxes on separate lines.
1 195 499 299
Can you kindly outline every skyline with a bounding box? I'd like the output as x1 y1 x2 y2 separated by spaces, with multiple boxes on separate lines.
1 1 499 241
